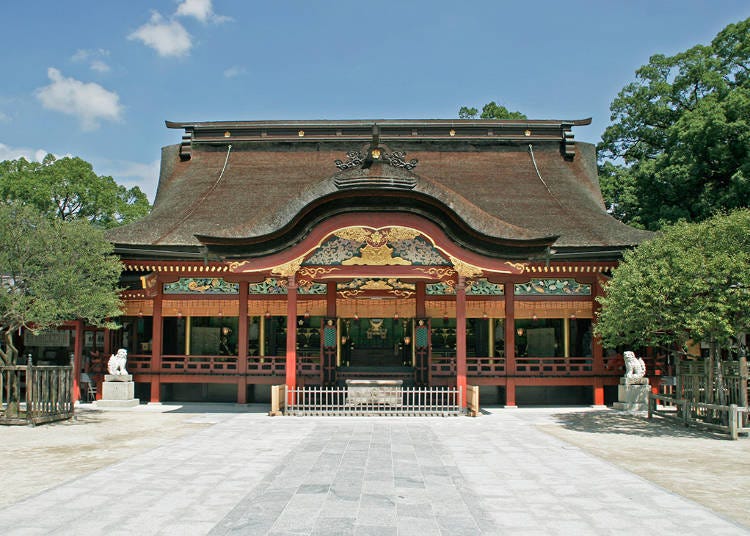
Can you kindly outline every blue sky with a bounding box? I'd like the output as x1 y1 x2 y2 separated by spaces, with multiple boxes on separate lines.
1 1 749 202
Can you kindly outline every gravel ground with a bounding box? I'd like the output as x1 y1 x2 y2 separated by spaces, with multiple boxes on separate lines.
2 404 748 529
537 409 750 528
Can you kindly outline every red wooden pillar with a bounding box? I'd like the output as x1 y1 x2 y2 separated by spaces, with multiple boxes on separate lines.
72 320 83 403
150 292 163 403
456 275 467 407
415 282 426 318
103 326 111 357
286 274 298 405
504 279 517 406
237 280 249 404
326 282 336 318
593 377 605 406
506 378 517 406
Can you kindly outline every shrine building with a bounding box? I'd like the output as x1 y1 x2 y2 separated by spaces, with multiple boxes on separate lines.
96 118 653 406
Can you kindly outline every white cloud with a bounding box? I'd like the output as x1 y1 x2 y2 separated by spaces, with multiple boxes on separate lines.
176 0 231 23
128 12 192 57
0 142 57 163
0 111 9 123
71 49 111 73
35 68 123 131
90 60 111 73
223 65 246 78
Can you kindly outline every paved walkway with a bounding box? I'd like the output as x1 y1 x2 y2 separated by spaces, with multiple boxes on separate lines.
1 408 747 535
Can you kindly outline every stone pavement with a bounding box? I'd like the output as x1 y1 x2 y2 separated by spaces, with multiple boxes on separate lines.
1 408 747 535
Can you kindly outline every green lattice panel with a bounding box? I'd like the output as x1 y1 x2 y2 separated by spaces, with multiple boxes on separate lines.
323 326 337 347
514 279 591 296
163 278 239 294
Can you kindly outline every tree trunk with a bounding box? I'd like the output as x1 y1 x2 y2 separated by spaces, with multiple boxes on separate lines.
713 339 726 407
2 329 20 418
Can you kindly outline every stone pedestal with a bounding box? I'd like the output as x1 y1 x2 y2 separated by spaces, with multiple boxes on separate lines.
612 378 650 412
95 374 140 408
346 379 403 406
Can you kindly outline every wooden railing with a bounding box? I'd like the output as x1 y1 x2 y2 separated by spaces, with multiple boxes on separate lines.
467 357 505 376
1 363 73 425
297 357 321 377
127 353 152 372
125 353 608 379
431 356 456 377
161 355 239 374
247 356 285 376
515 356 594 374
433 356 594 376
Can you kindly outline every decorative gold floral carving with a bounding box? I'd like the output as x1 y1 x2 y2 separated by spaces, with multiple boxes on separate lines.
298 266 340 279
335 226 421 246
228 260 252 273
450 256 484 278
391 290 415 298
335 227 373 242
338 289 364 299
341 244 411 266
414 267 456 280
360 280 395 290
270 255 305 277
383 227 421 242
503 261 528 273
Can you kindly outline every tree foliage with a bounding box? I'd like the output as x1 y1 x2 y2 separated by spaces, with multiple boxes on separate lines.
459 101 527 120
595 210 750 355
0 154 151 228
0 203 123 367
598 18 750 230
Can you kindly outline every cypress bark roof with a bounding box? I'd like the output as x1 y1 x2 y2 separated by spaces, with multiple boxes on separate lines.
107 119 651 259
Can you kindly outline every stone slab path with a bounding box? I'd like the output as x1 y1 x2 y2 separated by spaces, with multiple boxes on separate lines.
1 409 747 535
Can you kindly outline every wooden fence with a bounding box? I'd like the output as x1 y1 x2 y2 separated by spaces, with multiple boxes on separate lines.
1 360 74 425
648 393 749 440
648 356 749 440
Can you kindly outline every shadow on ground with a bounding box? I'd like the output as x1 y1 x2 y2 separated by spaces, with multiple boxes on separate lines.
552 410 729 440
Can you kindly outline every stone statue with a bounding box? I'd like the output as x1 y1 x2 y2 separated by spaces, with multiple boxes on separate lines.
107 348 128 375
623 350 646 382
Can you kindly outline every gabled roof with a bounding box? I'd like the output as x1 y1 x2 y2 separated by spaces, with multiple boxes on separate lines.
107 119 651 261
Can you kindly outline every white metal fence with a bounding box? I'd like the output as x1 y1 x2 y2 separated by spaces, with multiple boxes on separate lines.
285 385 462 416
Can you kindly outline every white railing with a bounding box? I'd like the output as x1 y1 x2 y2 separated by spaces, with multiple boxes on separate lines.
285 385 462 417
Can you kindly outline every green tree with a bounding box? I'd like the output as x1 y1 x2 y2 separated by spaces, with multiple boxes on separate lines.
595 210 750 399
0 203 123 415
0 154 151 228
459 101 527 120
598 18 750 230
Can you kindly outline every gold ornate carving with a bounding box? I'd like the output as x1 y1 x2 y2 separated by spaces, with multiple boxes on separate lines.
383 227 421 242
391 290 415 298
341 244 411 266
414 267 456 280
228 260 252 273
270 255 305 277
335 226 421 246
504 261 528 273
450 256 484 278
360 280 395 290
338 289 364 299
298 266 340 279
335 227 373 242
